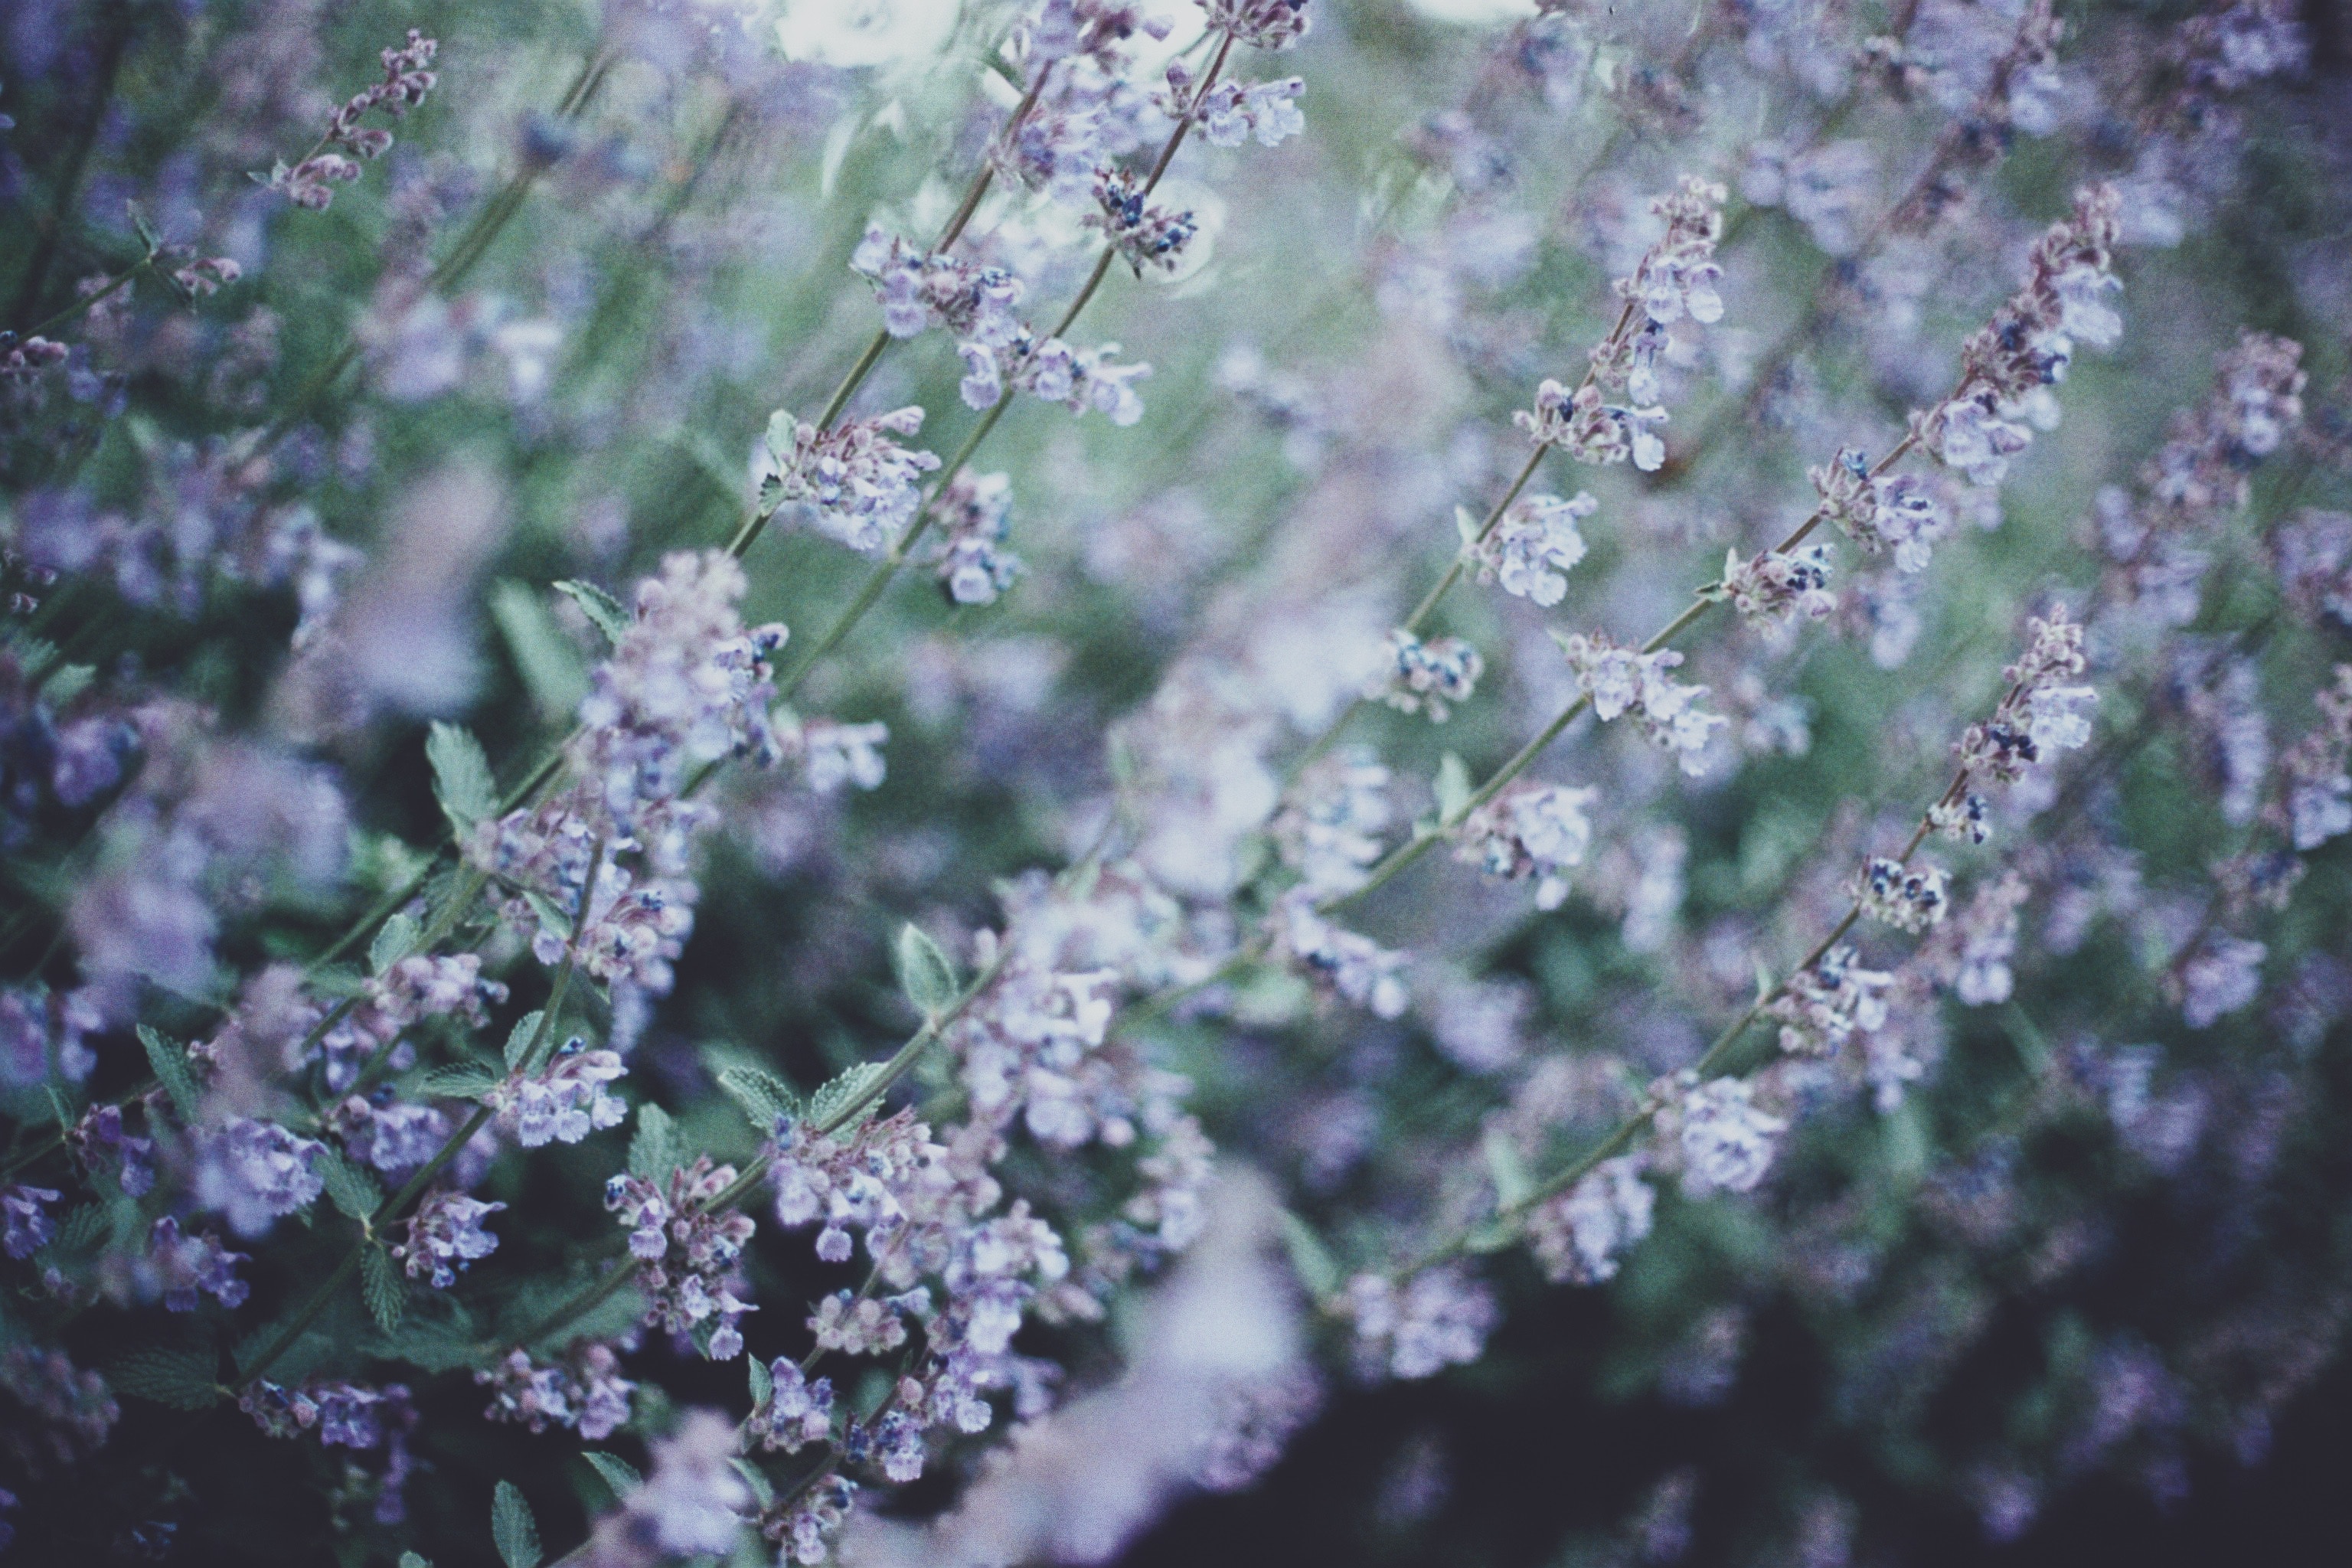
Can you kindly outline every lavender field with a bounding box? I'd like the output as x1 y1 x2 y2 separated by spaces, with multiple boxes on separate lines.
4 2 2352 1564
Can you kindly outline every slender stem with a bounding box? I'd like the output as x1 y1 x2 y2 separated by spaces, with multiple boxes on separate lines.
7 11 135 330
1318 433 1918 919
726 67 1054 562
240 836 606 1393
774 33 1240 694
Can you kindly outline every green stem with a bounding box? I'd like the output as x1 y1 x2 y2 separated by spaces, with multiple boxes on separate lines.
774 33 1239 695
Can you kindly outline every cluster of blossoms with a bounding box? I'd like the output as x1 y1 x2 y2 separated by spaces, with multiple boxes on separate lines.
593 1411 752 1563
1766 945 1896 1057
1088 167 1199 276
1341 1266 1497 1380
1275 890 1408 1019
746 1357 835 1454
1655 1074 1791 1197
1474 492 1592 606
1205 0 1313 52
1512 176 1729 472
147 1216 249 1310
1515 371 1670 472
779 715 890 795
476 1344 635 1441
1557 632 1726 776
264 30 438 209
1717 542 1838 624
1526 1156 1655 1285
475 551 788 997
1854 856 1952 933
1372 629 1481 721
768 1109 945 1266
489 1038 629 1148
1457 782 1596 910
2271 665 2352 852
392 1190 503 1288
848 231 1031 413
1193 75 1306 147
2 1183 58 1258
1916 185 2124 486
2 334 70 381
759 406 940 556
69 1102 156 1197
193 1117 326 1237
331 1095 448 1176
1810 449 1951 571
1272 750 1392 897
928 470 1022 606
948 951 1155 1155
1950 608 2097 802
606 1157 758 1360
317 951 505 1091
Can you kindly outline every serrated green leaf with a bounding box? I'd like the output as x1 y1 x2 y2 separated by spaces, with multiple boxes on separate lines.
524 889 575 943
892 923 959 1018
420 1060 504 1099
717 1065 800 1132
629 1102 680 1179
492 1480 541 1568
554 579 634 645
108 1344 220 1410
763 409 795 462
50 1202 109 1256
1454 503 1482 546
42 662 96 706
747 1354 773 1406
317 1147 383 1222
810 1060 890 1134
361 1243 405 1333
491 579 591 720
582 1451 642 1501
1277 1210 1341 1302
426 722 498 835
505 1011 548 1071
730 1456 776 1510
370 911 420 976
1481 1128 1535 1210
1434 753 1472 825
368 1303 485 1373
137 1025 202 1122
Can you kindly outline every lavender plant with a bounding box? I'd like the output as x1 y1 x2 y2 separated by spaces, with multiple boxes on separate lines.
2 2 2350 1566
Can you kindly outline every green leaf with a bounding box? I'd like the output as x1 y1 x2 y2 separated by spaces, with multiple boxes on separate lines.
137 1025 202 1122
317 1147 383 1222
629 1102 680 1179
361 1243 405 1333
50 1202 109 1256
1481 1128 1535 1210
426 723 498 835
730 1456 777 1510
491 580 590 720
370 911 420 976
1434 753 1472 825
400 1553 433 1568
747 1355 773 1407
1277 1210 1341 1301
554 579 634 645
717 1066 800 1132
1454 503 1482 547
108 1344 220 1410
492 1481 542 1568
505 1011 548 1071
41 662 96 705
809 1060 890 1133
419 1060 504 1099
582 1451 642 1501
892 923 959 1018
523 889 574 944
